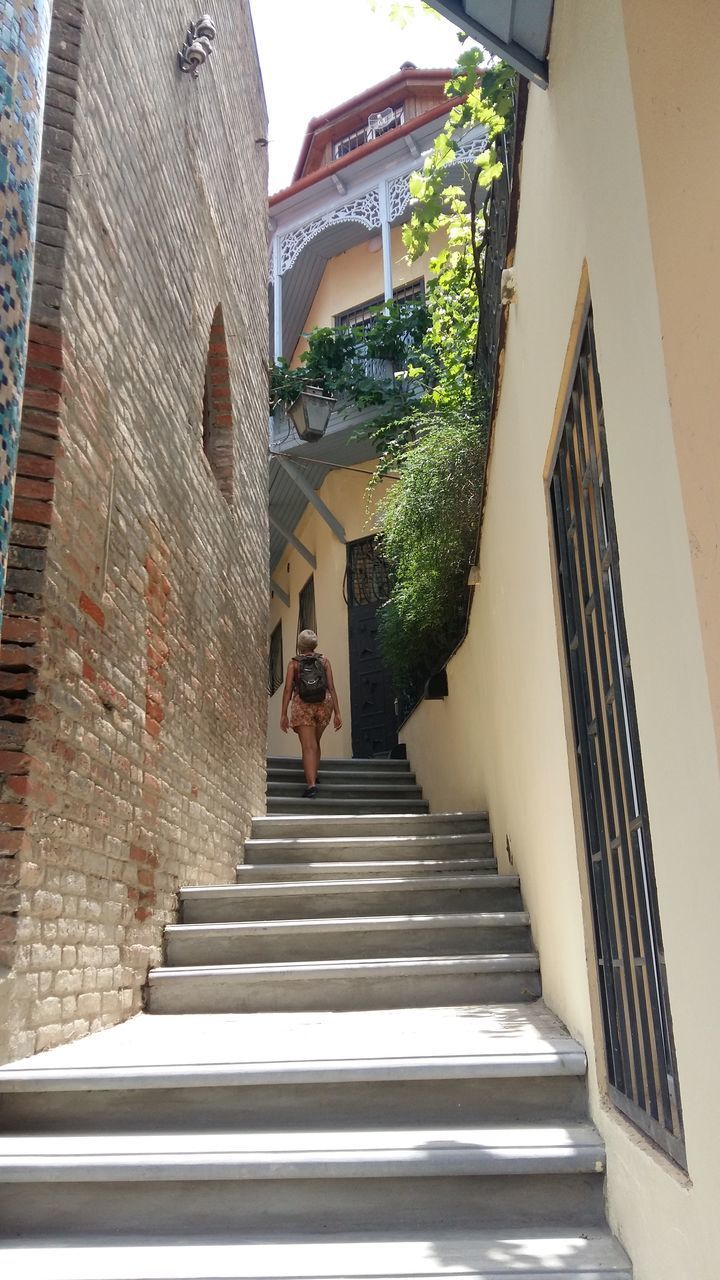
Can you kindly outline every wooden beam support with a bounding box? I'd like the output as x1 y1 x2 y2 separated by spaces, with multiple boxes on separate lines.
270 578 290 608
277 457 346 544
269 512 317 569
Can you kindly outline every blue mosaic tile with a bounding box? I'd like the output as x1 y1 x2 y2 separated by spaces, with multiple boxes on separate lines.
0 1 52 612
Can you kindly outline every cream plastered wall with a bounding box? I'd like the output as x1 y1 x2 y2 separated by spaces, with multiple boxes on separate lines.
621 0 720 763
402 2 720 1276
291 226 446 365
268 463 392 760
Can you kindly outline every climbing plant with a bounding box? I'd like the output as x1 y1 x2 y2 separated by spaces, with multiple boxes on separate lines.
269 299 430 425
369 50 516 697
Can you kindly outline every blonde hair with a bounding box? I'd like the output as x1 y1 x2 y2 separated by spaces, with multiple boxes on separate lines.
297 629 318 654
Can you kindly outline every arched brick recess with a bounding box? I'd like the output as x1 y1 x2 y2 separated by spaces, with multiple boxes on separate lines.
202 306 234 504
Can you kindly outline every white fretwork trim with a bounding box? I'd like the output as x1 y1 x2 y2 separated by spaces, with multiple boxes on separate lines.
387 129 489 225
268 240 275 286
275 130 489 278
452 130 489 167
279 189 381 276
388 174 412 222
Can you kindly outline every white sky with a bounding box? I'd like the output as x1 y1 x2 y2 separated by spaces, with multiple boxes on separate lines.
249 1 465 193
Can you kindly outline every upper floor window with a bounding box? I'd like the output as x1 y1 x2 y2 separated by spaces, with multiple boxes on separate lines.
333 105 405 160
335 279 425 335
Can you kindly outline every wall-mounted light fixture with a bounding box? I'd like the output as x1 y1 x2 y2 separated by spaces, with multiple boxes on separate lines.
287 388 336 443
178 14 217 77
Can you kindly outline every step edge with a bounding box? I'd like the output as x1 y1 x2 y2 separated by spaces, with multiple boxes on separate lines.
147 954 541 981
166 912 531 938
0 1050 588 1092
180 875 520 899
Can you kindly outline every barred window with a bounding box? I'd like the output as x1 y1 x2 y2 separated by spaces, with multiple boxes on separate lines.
333 105 405 160
268 623 284 697
335 280 425 335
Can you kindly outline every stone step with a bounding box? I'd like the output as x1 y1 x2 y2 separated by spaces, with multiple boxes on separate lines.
0 1003 588 1134
266 781 425 799
252 812 490 840
244 831 493 864
267 797 430 815
0 1228 634 1280
146 954 542 1014
0 1066 587 1137
164 912 533 967
267 756 412 772
235 858 498 882
0 1125 605 1236
268 767 417 785
180 875 523 923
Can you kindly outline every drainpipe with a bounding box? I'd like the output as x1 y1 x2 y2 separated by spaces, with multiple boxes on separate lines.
0 1 54 622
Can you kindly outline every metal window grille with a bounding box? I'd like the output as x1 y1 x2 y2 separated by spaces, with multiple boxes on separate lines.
297 575 316 641
335 280 425 333
268 623 283 697
333 106 405 160
345 537 392 608
550 309 685 1167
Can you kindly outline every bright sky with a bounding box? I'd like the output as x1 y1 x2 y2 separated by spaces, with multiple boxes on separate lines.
249 1 465 193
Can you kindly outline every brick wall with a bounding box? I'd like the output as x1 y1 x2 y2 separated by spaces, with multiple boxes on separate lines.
0 0 269 1062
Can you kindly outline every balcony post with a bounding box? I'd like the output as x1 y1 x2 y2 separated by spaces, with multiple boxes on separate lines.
378 181 393 304
272 235 283 361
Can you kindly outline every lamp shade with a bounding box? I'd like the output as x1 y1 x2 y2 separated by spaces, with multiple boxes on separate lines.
288 387 336 442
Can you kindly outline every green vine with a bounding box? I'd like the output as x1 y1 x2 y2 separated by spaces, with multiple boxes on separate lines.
269 300 430 422
368 51 516 694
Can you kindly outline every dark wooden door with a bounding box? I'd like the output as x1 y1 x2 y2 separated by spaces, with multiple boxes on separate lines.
346 538 397 758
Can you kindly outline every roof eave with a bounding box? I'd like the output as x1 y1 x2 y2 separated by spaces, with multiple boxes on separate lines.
423 2 550 88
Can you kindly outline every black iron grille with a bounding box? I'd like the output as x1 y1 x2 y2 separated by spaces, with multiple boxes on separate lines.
550 309 685 1167
268 622 283 697
345 537 392 608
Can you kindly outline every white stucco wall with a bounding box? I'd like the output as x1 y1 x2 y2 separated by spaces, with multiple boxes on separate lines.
401 1 720 1275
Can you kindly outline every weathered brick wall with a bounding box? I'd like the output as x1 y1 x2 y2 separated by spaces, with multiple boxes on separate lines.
0 0 269 1062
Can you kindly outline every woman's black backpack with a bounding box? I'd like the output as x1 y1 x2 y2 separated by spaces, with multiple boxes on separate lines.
295 653 328 703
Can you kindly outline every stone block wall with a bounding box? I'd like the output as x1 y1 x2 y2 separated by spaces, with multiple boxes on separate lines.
0 0 269 1062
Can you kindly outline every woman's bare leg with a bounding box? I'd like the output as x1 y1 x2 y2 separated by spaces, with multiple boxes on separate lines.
297 724 319 788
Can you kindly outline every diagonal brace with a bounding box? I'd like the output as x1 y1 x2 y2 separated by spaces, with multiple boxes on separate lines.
270 578 290 608
277 457 346 544
269 513 317 569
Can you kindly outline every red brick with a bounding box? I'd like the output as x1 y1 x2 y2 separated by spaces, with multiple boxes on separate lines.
29 323 63 349
1 616 43 644
14 476 55 502
0 751 34 775
22 388 62 413
26 364 64 393
0 804 28 828
79 593 105 629
10 499 53 527
16 453 56 480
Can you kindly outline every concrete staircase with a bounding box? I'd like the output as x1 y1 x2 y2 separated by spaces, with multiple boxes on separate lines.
0 754 632 1278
